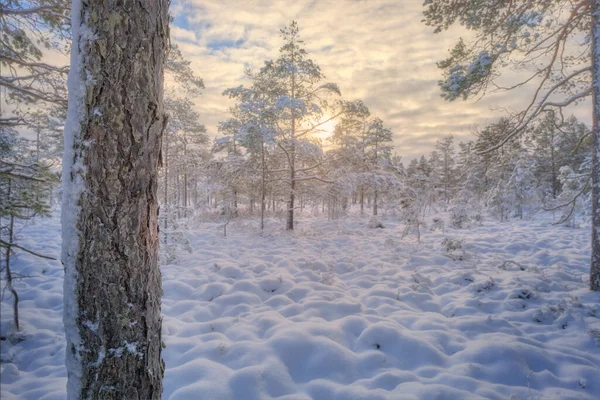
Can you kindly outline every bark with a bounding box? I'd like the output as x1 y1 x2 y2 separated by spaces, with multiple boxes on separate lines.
63 0 168 397
192 175 198 207
5 179 19 331
261 140 266 230
373 136 378 216
287 42 296 231
591 0 600 291
183 138 188 217
176 168 180 219
233 139 238 213
36 124 41 162
164 129 169 234
360 187 364 214
550 128 558 199
288 162 295 230
183 172 188 217
373 190 378 216
444 151 449 204
6 214 19 331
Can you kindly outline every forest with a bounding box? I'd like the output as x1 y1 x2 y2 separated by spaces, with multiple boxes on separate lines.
1 1 600 399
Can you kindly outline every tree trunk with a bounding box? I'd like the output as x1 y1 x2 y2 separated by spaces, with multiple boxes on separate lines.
591 0 600 291
550 128 558 199
36 124 41 162
233 139 238 213
183 139 188 218
373 134 378 216
5 179 19 331
192 175 198 207
360 187 364 214
62 0 168 398
6 213 19 332
261 140 266 230
183 172 188 217
164 130 169 235
288 163 295 230
176 167 181 219
373 189 378 216
287 42 296 231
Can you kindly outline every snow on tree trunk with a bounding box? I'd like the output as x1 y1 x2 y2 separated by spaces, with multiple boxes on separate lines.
288 163 295 230
62 0 168 397
373 189 378 216
287 52 297 231
592 0 600 292
261 141 266 230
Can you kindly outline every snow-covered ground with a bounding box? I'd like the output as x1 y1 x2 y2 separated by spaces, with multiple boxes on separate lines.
2 212 600 399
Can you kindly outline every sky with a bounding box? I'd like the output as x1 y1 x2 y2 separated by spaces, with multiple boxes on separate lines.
169 0 589 161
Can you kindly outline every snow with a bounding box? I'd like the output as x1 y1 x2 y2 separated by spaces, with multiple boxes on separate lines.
2 211 600 399
60 0 86 397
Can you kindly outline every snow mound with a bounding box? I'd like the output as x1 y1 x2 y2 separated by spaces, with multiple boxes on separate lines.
1 214 599 400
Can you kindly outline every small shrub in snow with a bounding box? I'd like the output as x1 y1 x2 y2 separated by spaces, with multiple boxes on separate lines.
321 263 336 285
430 217 444 231
410 273 433 293
442 238 463 252
588 329 600 346
471 213 484 226
449 202 483 229
159 207 193 264
368 217 384 229
450 204 470 228
412 272 432 286
461 272 475 283
531 296 596 328
442 237 468 261
497 260 527 271
473 277 495 293
532 304 564 324
508 288 537 300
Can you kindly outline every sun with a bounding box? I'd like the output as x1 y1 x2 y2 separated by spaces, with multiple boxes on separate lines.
312 117 337 142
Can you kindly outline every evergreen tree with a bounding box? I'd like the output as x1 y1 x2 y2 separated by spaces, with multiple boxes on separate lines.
0 0 70 128
222 21 361 230
62 0 168 396
1 134 55 332
364 117 394 216
423 0 600 291
434 134 455 206
506 150 539 219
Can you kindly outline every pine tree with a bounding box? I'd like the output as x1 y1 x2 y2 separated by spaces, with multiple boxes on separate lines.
61 0 168 397
552 165 591 226
0 0 70 128
1 134 55 333
423 0 600 291
450 141 484 228
222 21 361 230
506 150 539 219
364 117 394 215
329 103 397 216
329 102 371 213
434 135 455 207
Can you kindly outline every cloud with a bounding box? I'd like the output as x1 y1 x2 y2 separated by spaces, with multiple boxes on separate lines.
171 25 197 43
170 0 591 161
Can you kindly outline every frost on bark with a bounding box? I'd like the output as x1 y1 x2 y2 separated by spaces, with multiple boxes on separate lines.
62 0 169 398
592 0 600 292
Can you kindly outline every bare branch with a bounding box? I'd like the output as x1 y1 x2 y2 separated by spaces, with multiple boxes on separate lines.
0 240 57 261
